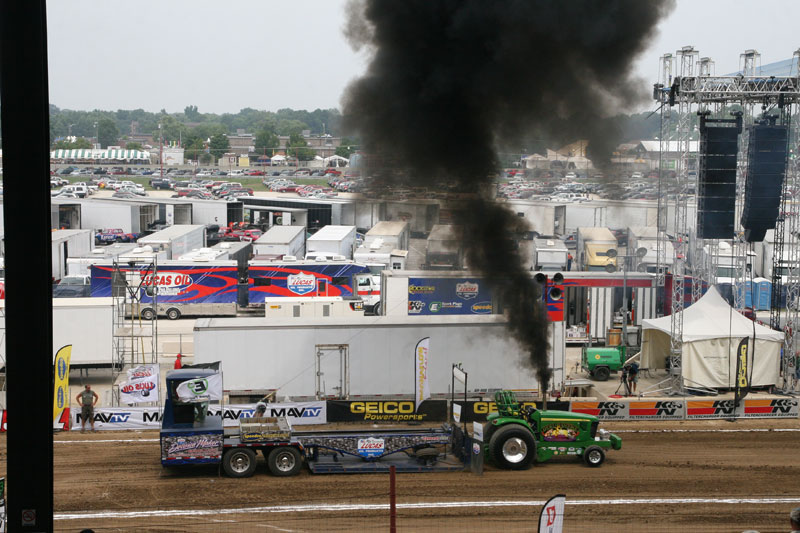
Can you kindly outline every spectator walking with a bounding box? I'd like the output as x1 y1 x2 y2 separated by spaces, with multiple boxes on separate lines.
76 385 99 432
567 252 573 271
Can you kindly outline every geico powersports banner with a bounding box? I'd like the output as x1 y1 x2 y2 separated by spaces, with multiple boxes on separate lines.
452 400 570 422
327 400 447 422
407 278 493 315
67 402 327 431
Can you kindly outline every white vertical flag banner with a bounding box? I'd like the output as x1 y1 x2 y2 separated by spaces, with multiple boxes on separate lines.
176 373 223 403
120 364 160 404
538 494 566 533
414 337 430 410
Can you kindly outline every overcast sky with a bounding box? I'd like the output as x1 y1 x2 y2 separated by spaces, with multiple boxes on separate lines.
46 0 800 115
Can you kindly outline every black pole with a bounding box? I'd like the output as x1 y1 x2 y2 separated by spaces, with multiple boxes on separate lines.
0 1 55 531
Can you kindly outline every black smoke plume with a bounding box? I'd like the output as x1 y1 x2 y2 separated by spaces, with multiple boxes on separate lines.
342 0 674 394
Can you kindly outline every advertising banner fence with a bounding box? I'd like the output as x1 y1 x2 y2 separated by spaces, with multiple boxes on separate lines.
570 401 629 421
452 400 570 422
326 399 447 423
626 400 685 421
68 402 328 431
407 278 493 315
211 402 326 426
739 398 799 418
685 399 738 420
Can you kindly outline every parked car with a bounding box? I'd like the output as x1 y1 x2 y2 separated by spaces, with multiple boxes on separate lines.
95 228 139 244
150 177 175 189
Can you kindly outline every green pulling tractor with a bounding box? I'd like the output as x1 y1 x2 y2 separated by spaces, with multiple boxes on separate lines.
481 390 622 469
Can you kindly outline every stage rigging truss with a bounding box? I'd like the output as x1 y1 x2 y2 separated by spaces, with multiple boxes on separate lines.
652 46 800 395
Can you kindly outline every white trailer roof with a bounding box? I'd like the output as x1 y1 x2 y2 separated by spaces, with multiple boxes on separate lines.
533 237 567 251
51 229 93 243
428 224 460 241
137 224 205 244
366 221 409 237
577 227 616 241
628 226 659 239
255 225 305 245
195 314 508 330
307 225 356 241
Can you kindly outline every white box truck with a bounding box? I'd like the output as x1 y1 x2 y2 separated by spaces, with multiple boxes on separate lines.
533 237 568 271
253 226 306 259
306 225 356 260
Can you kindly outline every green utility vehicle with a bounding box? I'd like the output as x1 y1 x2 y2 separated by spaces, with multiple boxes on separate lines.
581 345 627 381
483 390 622 469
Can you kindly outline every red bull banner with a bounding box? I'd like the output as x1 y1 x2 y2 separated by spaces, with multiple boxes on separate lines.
627 400 685 420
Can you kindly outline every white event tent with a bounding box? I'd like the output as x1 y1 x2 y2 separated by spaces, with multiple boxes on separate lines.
640 286 783 388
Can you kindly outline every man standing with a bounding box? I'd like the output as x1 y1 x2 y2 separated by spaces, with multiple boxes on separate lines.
627 361 640 395
76 385 99 432
567 252 573 272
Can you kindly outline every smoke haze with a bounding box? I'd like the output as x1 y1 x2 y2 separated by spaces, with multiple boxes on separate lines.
342 0 674 393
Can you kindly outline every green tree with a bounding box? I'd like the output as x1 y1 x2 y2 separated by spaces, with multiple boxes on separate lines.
125 141 143 151
335 137 358 158
97 118 119 148
208 133 230 158
184 105 201 122
255 129 279 151
52 137 93 150
199 152 213 165
286 134 315 161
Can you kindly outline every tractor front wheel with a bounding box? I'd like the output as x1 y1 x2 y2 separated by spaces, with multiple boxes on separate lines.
489 424 535 470
584 445 605 467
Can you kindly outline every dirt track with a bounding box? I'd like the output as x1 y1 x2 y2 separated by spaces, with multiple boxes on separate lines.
3 418 800 532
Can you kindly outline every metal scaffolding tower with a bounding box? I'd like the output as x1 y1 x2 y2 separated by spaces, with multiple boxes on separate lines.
654 46 800 395
110 260 159 405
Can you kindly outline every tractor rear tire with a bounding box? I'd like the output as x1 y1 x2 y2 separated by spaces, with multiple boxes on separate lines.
222 448 257 478
267 446 303 477
489 424 535 470
594 366 610 381
584 445 605 467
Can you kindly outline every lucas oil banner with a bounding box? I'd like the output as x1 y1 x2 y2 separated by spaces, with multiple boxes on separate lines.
53 345 72 426
119 364 160 404
407 278 493 315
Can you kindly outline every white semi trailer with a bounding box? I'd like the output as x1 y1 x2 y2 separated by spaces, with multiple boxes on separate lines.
194 315 566 399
